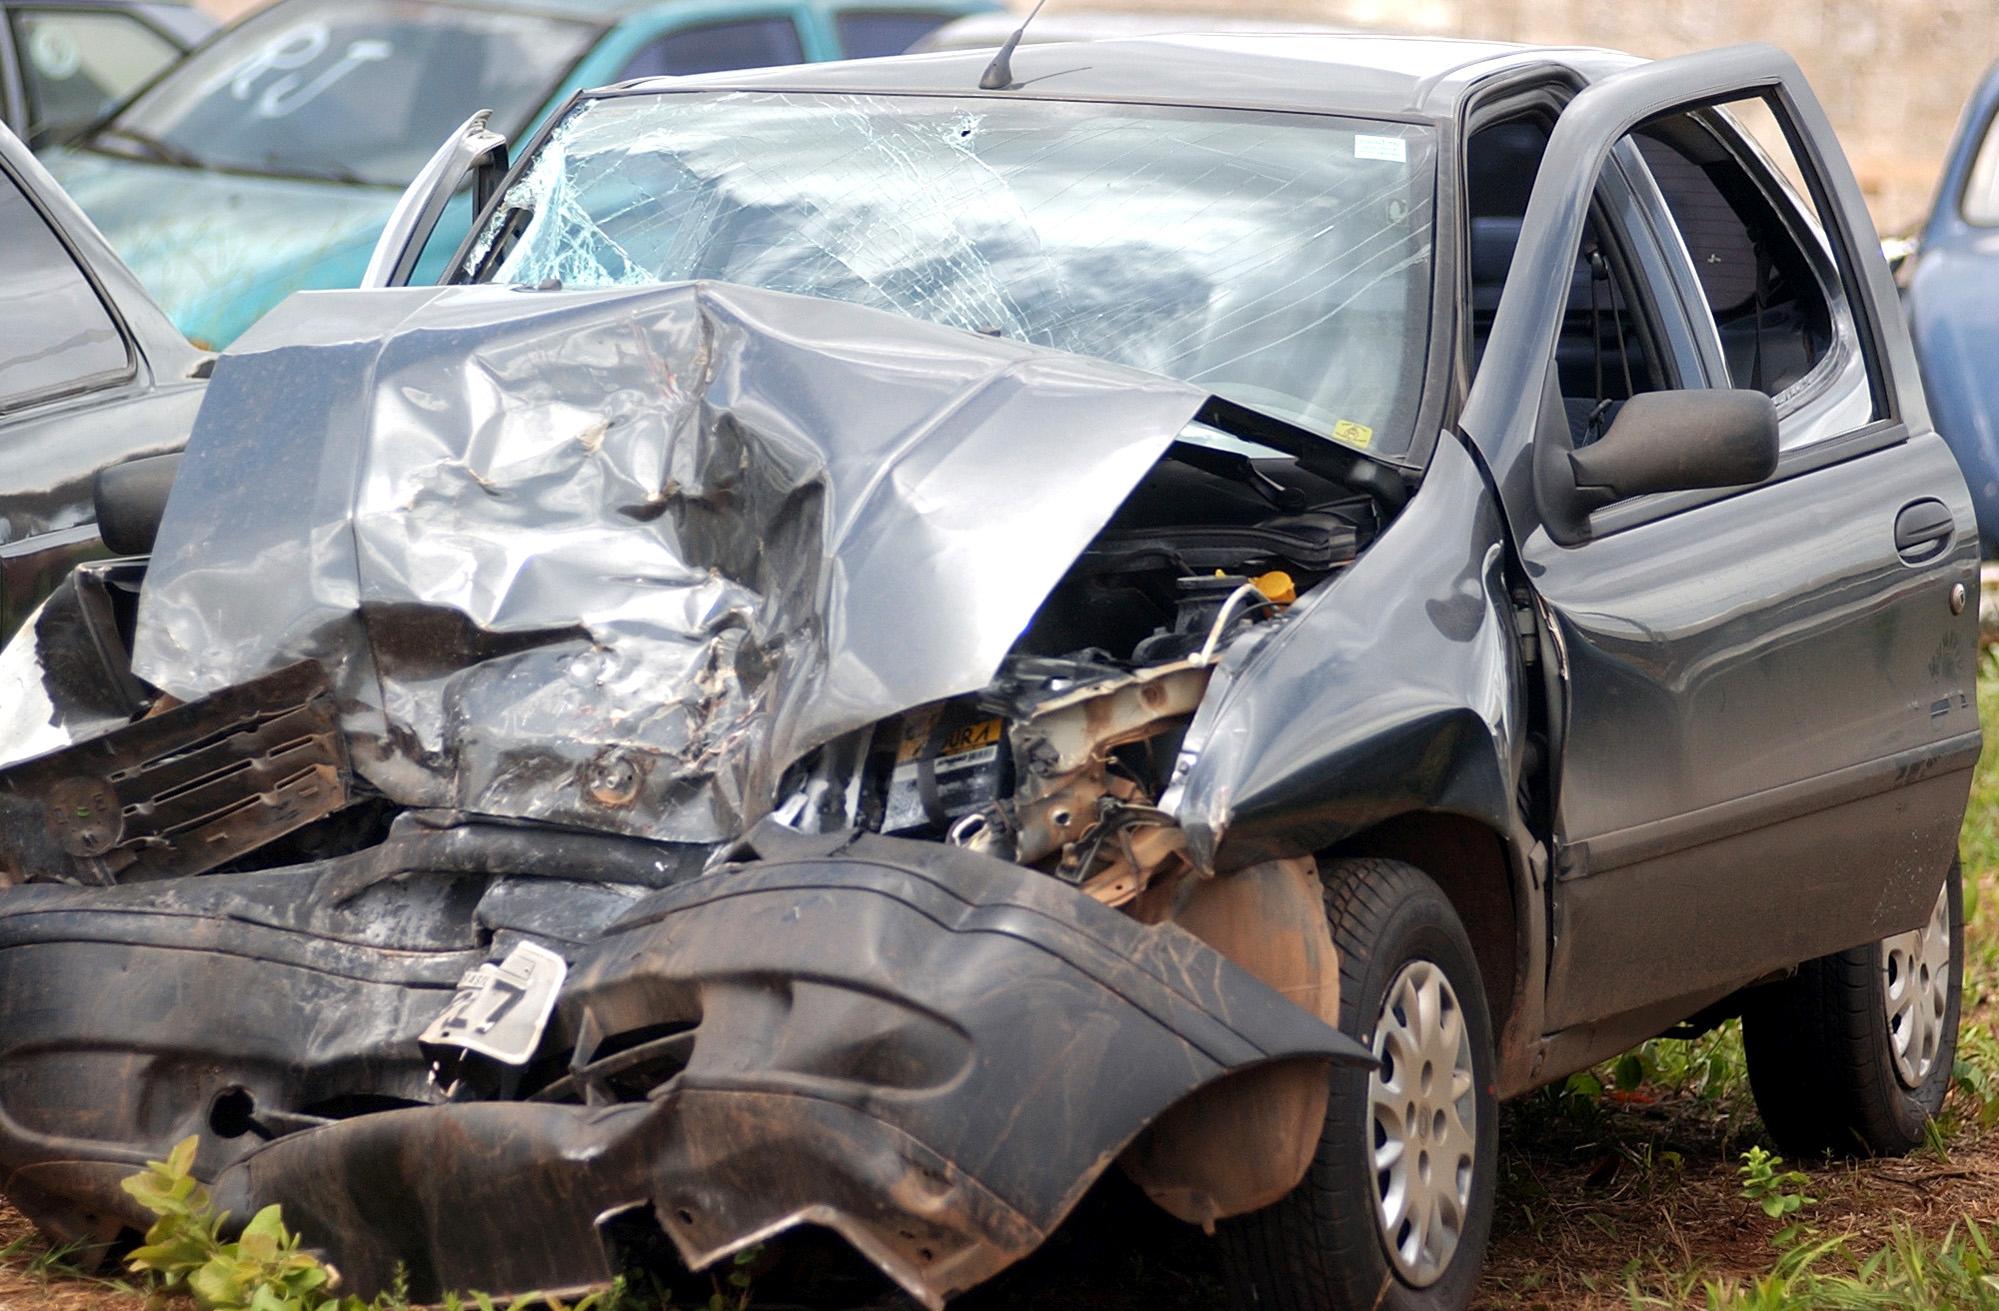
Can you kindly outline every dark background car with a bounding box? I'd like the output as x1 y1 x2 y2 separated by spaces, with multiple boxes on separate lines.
0 117 204 637
0 0 212 148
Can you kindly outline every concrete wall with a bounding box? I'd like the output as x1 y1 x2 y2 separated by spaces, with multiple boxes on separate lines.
189 0 1995 229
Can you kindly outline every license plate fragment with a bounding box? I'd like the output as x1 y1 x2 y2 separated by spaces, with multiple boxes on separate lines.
420 940 567 1065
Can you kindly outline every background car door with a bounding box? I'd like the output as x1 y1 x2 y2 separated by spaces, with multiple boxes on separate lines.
0 152 191 633
1460 49 1981 1037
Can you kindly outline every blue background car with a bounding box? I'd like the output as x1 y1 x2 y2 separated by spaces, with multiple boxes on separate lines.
1 0 211 148
1904 58 1999 552
44 0 997 348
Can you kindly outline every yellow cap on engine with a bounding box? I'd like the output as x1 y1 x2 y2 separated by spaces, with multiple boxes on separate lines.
1252 571 1297 605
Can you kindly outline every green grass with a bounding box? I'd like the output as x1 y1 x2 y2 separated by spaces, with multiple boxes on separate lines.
1689 1222 1999 1309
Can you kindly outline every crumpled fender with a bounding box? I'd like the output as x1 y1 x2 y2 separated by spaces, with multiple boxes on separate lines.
1168 434 1526 870
11 830 1363 1307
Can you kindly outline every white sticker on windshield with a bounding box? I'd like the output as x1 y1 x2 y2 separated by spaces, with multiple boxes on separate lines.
1354 134 1408 163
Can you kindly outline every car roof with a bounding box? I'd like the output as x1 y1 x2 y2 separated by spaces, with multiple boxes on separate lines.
605 31 1638 120
910 10 1355 52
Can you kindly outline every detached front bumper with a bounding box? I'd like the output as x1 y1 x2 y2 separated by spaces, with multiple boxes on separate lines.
0 828 1365 1306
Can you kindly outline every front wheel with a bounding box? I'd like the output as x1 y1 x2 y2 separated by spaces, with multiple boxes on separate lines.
1220 857 1497 1311
1742 858 1962 1157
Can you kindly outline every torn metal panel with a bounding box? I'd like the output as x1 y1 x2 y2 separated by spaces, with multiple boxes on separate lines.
132 282 1209 845
1166 435 1527 871
0 660 350 886
0 827 1365 1306
0 563 152 771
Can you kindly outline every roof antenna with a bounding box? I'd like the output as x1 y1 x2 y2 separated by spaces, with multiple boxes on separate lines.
979 0 1048 91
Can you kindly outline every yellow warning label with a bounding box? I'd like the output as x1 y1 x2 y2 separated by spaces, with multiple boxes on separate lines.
1333 419 1374 450
896 714 1003 764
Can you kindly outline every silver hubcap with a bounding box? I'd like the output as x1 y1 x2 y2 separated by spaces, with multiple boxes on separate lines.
1368 960 1478 1288
1882 882 1952 1088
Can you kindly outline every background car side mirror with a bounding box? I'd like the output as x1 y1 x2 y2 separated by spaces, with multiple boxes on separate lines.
94 451 182 557
1537 389 1779 544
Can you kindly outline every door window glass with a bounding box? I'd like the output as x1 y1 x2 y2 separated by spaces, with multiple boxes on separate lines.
0 173 129 409
614 19 806 80
1467 113 1669 446
1634 101 1860 420
834 11 959 58
12 9 182 146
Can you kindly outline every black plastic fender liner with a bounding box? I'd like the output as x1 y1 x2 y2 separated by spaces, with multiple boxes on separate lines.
206 835 1367 1307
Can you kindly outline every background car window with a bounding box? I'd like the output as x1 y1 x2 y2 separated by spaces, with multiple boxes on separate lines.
89 0 595 188
833 10 961 58
614 18 805 79
1961 108 1999 225
0 173 128 409
11 9 182 147
1635 110 1846 405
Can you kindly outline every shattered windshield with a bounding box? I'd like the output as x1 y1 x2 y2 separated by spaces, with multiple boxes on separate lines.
90 0 596 187
465 91 1437 456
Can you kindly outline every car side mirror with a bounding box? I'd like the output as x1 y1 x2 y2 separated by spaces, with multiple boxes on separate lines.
1541 389 1778 543
362 110 509 290
93 451 182 557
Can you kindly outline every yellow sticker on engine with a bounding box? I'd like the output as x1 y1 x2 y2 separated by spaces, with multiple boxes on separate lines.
895 714 1003 764
1333 419 1374 450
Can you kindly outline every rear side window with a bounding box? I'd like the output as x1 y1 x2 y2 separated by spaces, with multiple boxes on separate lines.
11 9 183 146
1635 114 1844 404
1962 109 1999 225
834 10 960 58
0 171 129 410
615 18 805 79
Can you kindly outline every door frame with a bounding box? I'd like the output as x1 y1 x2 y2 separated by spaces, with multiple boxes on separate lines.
1457 43 1924 536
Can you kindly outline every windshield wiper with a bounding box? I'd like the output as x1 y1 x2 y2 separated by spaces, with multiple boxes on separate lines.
91 126 206 170
263 155 368 186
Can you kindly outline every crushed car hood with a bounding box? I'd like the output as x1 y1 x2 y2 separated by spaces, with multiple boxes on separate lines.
133 281 1210 844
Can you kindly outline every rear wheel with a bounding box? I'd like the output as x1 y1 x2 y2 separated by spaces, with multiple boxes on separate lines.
1220 857 1497 1311
1742 859 1962 1157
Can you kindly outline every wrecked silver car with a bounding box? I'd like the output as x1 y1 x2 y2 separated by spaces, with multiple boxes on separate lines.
0 33 1982 1311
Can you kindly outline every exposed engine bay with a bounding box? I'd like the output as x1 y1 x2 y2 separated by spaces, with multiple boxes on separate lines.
776 431 1380 912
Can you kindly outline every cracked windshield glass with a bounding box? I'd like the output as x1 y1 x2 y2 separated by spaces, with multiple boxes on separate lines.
467 91 1438 456
84 0 594 187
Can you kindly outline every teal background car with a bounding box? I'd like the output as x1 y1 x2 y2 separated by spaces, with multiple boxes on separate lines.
44 0 997 348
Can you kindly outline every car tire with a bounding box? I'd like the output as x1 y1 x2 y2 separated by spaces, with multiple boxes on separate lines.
1742 858 1962 1158
1219 857 1497 1311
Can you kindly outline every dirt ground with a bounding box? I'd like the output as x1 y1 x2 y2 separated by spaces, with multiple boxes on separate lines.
11 1124 1999 1311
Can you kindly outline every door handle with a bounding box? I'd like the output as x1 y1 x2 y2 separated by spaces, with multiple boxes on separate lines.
1894 499 1954 565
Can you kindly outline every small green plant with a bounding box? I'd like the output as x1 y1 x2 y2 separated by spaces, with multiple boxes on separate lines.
1738 1146 1815 1249
1956 1022 1999 1129
705 1246 762 1311
120 1138 629 1311
122 1136 337 1311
